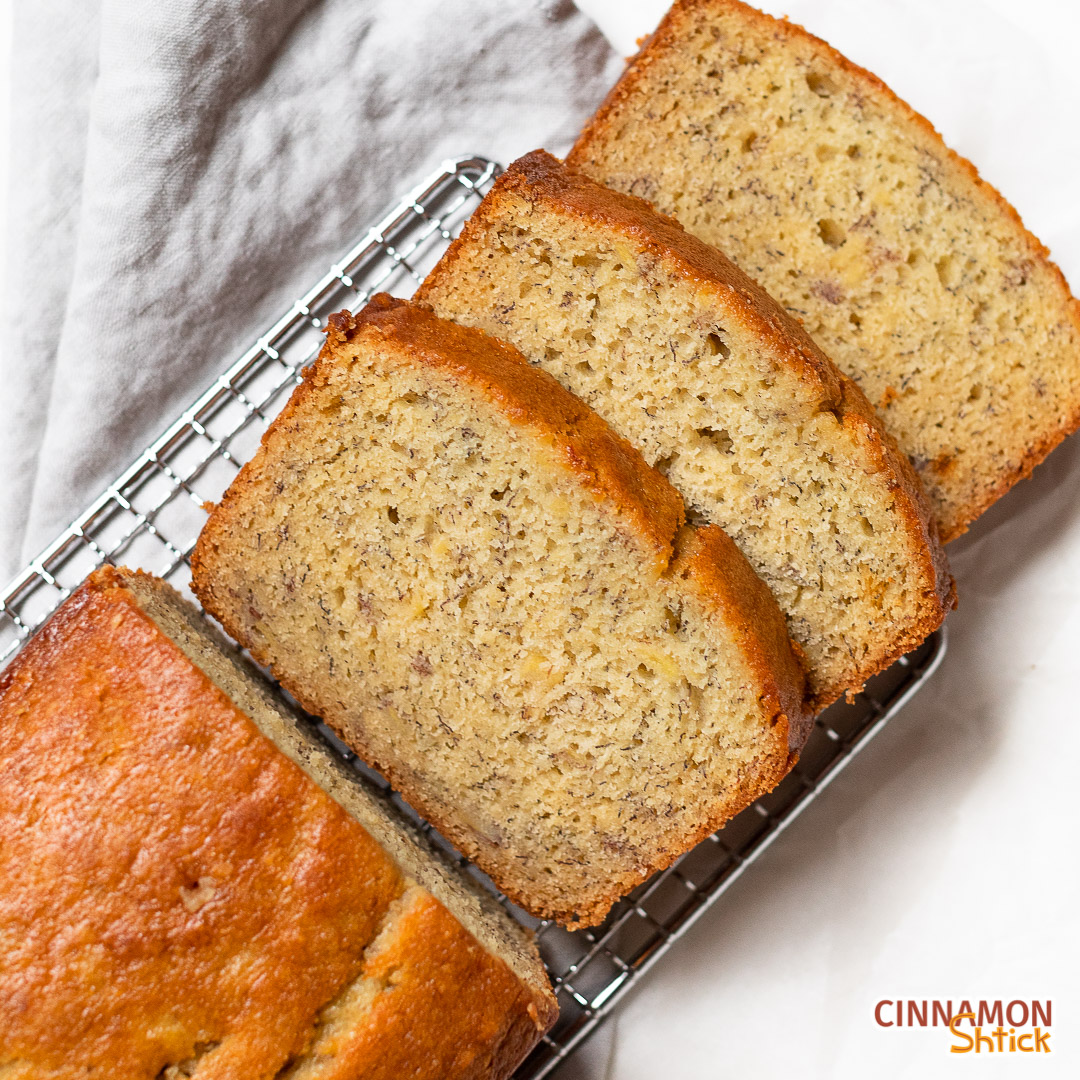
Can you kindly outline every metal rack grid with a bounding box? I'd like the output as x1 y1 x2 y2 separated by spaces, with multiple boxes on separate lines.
0 155 946 1077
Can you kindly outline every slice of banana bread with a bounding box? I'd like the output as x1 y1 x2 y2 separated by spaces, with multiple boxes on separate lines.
0 566 555 1078
416 151 952 710
567 0 1080 541
191 295 812 928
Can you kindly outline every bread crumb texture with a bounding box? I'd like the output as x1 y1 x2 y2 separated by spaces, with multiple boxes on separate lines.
568 0 1080 540
191 297 810 927
0 567 552 1079
418 150 952 708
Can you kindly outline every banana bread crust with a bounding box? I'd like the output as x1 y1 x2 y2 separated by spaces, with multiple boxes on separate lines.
0 566 554 1078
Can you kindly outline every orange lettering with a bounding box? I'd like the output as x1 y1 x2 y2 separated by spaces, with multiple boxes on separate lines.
875 1000 894 1027
950 1012 975 1053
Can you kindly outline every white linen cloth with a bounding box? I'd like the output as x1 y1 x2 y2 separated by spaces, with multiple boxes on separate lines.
0 0 621 582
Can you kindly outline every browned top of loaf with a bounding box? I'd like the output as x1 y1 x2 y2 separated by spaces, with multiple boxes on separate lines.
420 150 955 664
324 292 684 571
0 566 551 1078
568 0 1080 540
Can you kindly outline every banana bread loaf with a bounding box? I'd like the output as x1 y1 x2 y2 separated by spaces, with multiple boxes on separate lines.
567 0 1080 541
417 150 953 709
0 566 555 1079
190 295 812 927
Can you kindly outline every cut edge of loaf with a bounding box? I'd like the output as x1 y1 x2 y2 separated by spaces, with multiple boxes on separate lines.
191 297 814 927
567 0 1080 541
101 565 559 1048
417 149 955 709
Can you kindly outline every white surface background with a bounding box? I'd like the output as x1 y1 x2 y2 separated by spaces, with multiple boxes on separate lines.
2 2 1078 1077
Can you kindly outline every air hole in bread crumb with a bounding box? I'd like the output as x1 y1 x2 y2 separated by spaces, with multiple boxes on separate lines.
387 506 399 523
697 427 734 454
936 254 958 288
817 218 846 248
742 131 758 153
968 384 983 402
806 71 840 97
846 144 861 158
160 1041 222 1079
572 253 601 269
654 453 680 477
706 332 731 358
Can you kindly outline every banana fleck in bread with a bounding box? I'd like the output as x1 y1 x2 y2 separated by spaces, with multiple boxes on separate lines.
191 295 812 927
417 150 953 709
567 0 1080 541
0 566 555 1079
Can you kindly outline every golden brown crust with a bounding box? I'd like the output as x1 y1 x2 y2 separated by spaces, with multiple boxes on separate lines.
569 0 1080 542
420 150 954 709
0 568 399 1076
0 568 552 1077
293 887 557 1080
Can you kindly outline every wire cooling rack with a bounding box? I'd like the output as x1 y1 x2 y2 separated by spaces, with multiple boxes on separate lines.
0 155 946 1077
